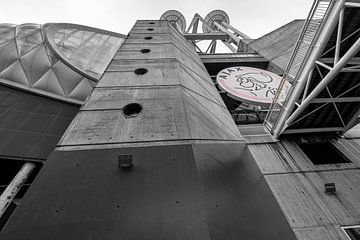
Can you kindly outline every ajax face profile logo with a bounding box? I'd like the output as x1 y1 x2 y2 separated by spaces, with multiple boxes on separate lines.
235 71 276 97
216 66 290 105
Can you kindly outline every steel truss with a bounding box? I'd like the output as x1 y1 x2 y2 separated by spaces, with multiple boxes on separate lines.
265 0 360 137
183 13 250 53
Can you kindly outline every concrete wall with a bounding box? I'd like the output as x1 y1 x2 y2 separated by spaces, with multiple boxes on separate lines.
0 20 298 240
247 135 360 240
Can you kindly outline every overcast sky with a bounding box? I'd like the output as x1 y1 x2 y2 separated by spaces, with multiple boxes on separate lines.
1 0 314 38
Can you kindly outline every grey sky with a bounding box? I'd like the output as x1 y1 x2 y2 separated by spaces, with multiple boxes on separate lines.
1 0 313 38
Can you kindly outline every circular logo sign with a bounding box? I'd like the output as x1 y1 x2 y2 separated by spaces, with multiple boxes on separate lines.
216 66 290 106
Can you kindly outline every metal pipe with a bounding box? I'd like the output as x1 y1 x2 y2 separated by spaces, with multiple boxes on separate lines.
205 40 215 53
196 15 214 33
183 33 228 40
302 69 314 102
315 60 333 70
213 22 240 45
0 162 36 218
340 68 360 72
334 8 344 64
222 40 237 53
210 40 217 53
345 2 360 7
220 22 251 39
186 14 201 33
272 0 346 138
282 35 360 132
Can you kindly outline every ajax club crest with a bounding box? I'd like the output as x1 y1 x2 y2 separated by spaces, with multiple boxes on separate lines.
216 66 290 106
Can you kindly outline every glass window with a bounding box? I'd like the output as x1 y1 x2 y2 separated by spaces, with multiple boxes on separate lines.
0 25 15 45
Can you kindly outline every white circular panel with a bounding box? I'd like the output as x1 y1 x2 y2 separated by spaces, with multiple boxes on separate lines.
216 66 290 106
202 10 229 33
160 10 186 32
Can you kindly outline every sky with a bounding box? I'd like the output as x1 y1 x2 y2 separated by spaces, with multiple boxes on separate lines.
1 0 314 38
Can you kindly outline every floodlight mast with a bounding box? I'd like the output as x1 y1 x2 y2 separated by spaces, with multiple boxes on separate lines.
160 10 251 53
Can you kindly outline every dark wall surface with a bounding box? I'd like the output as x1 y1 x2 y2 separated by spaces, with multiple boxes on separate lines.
0 143 296 240
0 84 79 160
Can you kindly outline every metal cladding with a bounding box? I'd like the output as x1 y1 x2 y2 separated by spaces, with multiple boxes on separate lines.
0 23 125 104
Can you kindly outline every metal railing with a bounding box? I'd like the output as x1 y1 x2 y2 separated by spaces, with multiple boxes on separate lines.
264 0 334 131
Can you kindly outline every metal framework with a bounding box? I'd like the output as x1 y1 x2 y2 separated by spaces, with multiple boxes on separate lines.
265 0 360 138
160 10 187 32
176 10 250 53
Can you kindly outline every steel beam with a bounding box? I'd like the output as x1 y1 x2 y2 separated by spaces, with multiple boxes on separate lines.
0 162 35 218
310 97 360 103
186 14 201 33
316 60 333 70
222 40 237 53
345 2 360 7
184 33 228 40
340 68 360 72
302 69 314 102
282 35 360 132
220 22 250 39
213 22 240 45
334 8 344 64
272 0 346 138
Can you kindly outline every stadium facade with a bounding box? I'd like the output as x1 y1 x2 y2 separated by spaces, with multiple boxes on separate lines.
0 0 360 239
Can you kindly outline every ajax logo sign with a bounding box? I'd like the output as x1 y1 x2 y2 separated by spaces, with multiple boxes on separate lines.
216 66 290 106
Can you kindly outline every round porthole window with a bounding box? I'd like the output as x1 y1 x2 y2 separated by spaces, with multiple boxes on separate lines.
147 28 154 31
144 36 153 40
134 68 148 75
140 49 151 53
122 103 143 117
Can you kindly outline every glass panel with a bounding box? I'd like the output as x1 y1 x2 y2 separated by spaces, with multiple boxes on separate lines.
17 24 41 37
0 26 15 45
17 30 43 56
44 44 58 65
47 25 124 80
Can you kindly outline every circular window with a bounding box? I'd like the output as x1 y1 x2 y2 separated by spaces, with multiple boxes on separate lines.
122 103 142 117
134 68 148 75
147 28 154 31
149 22 155 25
140 49 151 53
144 36 153 40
